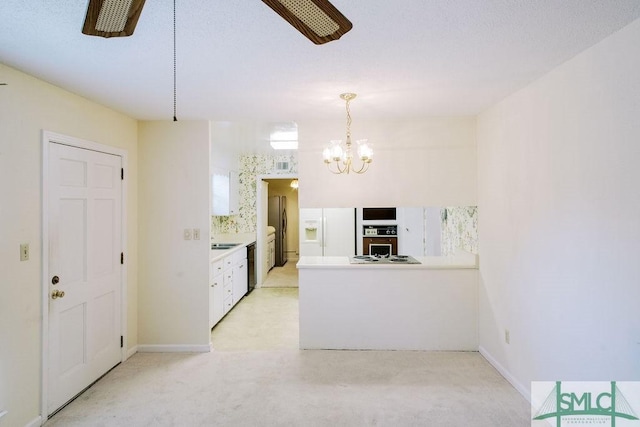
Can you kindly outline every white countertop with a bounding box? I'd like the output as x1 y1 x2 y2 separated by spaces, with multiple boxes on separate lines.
211 232 256 244
297 251 478 270
210 233 256 262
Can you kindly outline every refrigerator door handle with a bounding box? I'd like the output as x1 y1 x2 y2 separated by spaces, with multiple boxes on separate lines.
283 208 287 233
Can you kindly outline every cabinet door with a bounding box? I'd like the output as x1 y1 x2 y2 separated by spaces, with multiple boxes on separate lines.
272 244 276 268
269 241 276 269
211 169 239 216
232 259 248 305
398 207 425 256
209 280 214 329
229 170 239 215
210 273 225 327
211 169 230 215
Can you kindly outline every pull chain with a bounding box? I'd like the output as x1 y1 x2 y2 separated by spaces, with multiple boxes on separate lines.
173 0 177 121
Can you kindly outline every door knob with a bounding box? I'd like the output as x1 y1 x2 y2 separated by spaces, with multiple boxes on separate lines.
52 275 59 285
51 289 65 299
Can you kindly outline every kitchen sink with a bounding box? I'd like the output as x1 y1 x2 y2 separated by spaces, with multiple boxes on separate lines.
211 243 241 250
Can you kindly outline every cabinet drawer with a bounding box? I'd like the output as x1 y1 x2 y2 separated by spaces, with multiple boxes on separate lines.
223 279 233 294
224 255 233 270
224 296 233 313
233 247 247 263
224 270 233 284
210 260 224 281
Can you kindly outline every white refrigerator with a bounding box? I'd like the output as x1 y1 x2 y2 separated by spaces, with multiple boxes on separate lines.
299 208 356 256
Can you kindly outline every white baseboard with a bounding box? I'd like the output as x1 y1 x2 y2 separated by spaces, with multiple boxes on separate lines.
126 345 138 359
25 415 42 427
479 345 531 403
137 344 212 353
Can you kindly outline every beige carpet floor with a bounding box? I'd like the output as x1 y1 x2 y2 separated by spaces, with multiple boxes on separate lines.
46 289 531 427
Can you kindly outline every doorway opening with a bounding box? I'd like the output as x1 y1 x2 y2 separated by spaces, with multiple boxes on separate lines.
255 174 298 287
210 174 300 351
262 178 299 288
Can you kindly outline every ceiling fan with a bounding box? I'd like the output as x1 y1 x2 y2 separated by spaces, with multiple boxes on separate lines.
82 0 353 45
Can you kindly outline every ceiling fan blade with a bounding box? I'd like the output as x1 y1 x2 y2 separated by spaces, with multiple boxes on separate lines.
82 0 146 38
261 0 352 45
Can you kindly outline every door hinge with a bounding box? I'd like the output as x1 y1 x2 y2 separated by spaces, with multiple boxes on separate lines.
120 336 123 348
121 168 124 180
121 252 124 264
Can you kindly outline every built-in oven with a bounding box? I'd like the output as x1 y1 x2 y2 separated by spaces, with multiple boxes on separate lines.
363 225 398 256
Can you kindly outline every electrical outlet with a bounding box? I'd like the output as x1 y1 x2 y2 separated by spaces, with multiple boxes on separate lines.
20 243 29 261
193 228 200 240
505 329 510 344
183 229 192 240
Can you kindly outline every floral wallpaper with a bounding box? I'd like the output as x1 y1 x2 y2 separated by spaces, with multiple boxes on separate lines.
211 154 297 235
441 206 478 256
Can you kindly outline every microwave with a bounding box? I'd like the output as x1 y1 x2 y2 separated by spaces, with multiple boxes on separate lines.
362 207 396 221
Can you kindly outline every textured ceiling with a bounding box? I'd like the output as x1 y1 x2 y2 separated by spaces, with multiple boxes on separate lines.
1 1 639 121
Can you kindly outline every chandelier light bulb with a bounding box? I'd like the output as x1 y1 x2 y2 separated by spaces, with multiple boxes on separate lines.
330 140 344 161
357 139 373 161
322 147 332 163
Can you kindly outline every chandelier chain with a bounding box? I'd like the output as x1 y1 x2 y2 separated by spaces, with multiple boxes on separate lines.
345 97 352 145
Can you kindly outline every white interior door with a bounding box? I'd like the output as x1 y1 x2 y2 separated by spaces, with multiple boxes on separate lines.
47 142 122 414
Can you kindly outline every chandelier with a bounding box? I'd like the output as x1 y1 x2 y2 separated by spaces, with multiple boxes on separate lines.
323 93 373 174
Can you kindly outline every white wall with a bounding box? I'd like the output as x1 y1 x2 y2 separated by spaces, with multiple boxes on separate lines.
0 64 138 427
210 121 241 172
138 121 211 348
476 18 640 397
297 117 477 208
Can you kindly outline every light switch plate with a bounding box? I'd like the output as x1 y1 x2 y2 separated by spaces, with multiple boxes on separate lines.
183 229 192 240
193 228 200 240
20 243 29 261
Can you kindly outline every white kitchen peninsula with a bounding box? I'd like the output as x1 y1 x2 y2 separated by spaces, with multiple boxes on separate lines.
297 252 479 351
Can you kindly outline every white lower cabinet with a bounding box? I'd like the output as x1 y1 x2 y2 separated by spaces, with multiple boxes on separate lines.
209 246 249 329
267 237 276 270
233 258 248 305
209 260 224 328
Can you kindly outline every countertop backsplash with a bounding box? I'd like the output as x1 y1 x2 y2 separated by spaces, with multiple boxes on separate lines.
441 206 478 256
